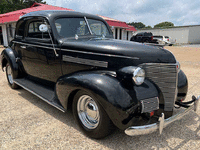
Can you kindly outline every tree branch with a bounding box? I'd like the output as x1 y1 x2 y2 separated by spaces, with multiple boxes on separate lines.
5 0 12 4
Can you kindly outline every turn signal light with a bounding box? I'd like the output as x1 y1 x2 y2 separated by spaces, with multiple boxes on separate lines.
150 111 154 117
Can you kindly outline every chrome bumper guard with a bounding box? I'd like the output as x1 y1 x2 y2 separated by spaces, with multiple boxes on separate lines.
125 95 200 136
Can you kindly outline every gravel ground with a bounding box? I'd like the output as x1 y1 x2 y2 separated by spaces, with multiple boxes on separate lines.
180 44 200 48
0 45 200 150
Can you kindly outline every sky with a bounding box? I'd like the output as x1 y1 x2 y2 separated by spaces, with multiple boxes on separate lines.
45 0 200 27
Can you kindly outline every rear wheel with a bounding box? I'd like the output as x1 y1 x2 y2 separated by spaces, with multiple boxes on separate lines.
6 63 19 89
72 90 114 139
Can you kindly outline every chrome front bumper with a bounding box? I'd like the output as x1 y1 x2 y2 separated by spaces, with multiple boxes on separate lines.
125 95 200 136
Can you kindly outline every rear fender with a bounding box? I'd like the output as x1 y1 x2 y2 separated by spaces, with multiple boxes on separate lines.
1 48 18 78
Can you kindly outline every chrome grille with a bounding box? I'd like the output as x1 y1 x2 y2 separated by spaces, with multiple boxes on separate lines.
139 63 178 111
141 97 159 113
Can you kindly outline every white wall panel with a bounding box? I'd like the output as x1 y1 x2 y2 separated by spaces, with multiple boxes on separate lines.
136 27 190 44
188 26 200 44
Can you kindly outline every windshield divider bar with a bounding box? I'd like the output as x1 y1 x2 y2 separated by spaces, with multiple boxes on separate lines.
84 17 92 35
45 21 59 57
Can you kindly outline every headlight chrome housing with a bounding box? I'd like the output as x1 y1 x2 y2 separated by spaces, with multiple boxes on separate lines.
177 61 181 73
132 67 145 85
117 66 145 86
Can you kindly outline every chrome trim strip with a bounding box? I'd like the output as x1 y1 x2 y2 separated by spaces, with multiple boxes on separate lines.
141 62 179 66
63 55 108 68
61 49 139 60
13 80 65 112
174 64 179 111
13 41 56 50
125 96 200 136
12 41 139 60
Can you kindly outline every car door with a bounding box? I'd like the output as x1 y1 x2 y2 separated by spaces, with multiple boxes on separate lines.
19 18 62 83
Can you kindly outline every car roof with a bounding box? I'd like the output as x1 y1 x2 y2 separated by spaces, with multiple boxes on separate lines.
21 10 104 21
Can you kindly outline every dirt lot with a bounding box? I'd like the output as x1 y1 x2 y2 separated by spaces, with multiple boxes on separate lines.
0 45 200 150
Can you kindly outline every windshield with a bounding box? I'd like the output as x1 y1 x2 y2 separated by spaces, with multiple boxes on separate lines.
87 19 111 37
55 17 112 38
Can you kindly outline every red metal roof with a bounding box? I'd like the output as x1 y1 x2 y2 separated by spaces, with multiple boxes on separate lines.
126 25 137 31
0 3 137 32
0 3 74 24
98 15 136 31
105 21 136 31
98 15 129 28
105 20 129 28
97 15 121 22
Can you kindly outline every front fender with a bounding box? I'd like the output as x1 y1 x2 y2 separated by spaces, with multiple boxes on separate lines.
1 47 18 78
56 71 133 110
56 71 159 130
177 70 188 101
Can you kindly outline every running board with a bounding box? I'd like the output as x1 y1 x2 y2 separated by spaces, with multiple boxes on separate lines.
14 78 65 112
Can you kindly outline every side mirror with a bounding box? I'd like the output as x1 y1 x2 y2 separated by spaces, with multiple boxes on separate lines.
39 24 48 32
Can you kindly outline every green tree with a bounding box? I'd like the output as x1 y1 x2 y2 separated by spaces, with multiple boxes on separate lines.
154 21 174 28
128 22 146 29
0 0 46 14
23 0 46 8
145 25 152 29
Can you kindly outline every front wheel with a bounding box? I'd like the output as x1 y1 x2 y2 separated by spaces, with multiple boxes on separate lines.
6 63 19 89
72 90 114 139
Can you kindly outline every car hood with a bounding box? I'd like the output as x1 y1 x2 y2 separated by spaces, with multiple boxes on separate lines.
60 38 176 66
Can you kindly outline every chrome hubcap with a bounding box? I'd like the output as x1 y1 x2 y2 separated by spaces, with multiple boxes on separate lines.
7 65 13 84
77 95 100 129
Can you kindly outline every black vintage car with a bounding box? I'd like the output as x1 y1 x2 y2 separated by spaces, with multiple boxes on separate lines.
1 10 199 139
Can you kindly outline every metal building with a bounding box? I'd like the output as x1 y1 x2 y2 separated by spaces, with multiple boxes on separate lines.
135 25 200 44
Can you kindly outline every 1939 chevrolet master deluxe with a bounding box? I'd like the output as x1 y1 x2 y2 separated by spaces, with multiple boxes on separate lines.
1 10 199 139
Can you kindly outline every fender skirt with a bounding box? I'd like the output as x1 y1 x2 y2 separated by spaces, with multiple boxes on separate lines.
56 71 159 130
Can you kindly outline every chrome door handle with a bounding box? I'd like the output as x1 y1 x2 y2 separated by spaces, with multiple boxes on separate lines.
20 46 26 49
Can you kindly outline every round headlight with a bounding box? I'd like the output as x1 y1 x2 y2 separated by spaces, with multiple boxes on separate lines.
132 67 145 85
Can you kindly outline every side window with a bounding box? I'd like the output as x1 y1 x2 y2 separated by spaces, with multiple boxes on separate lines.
136 33 142 36
16 20 26 38
144 33 152 36
27 21 50 39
